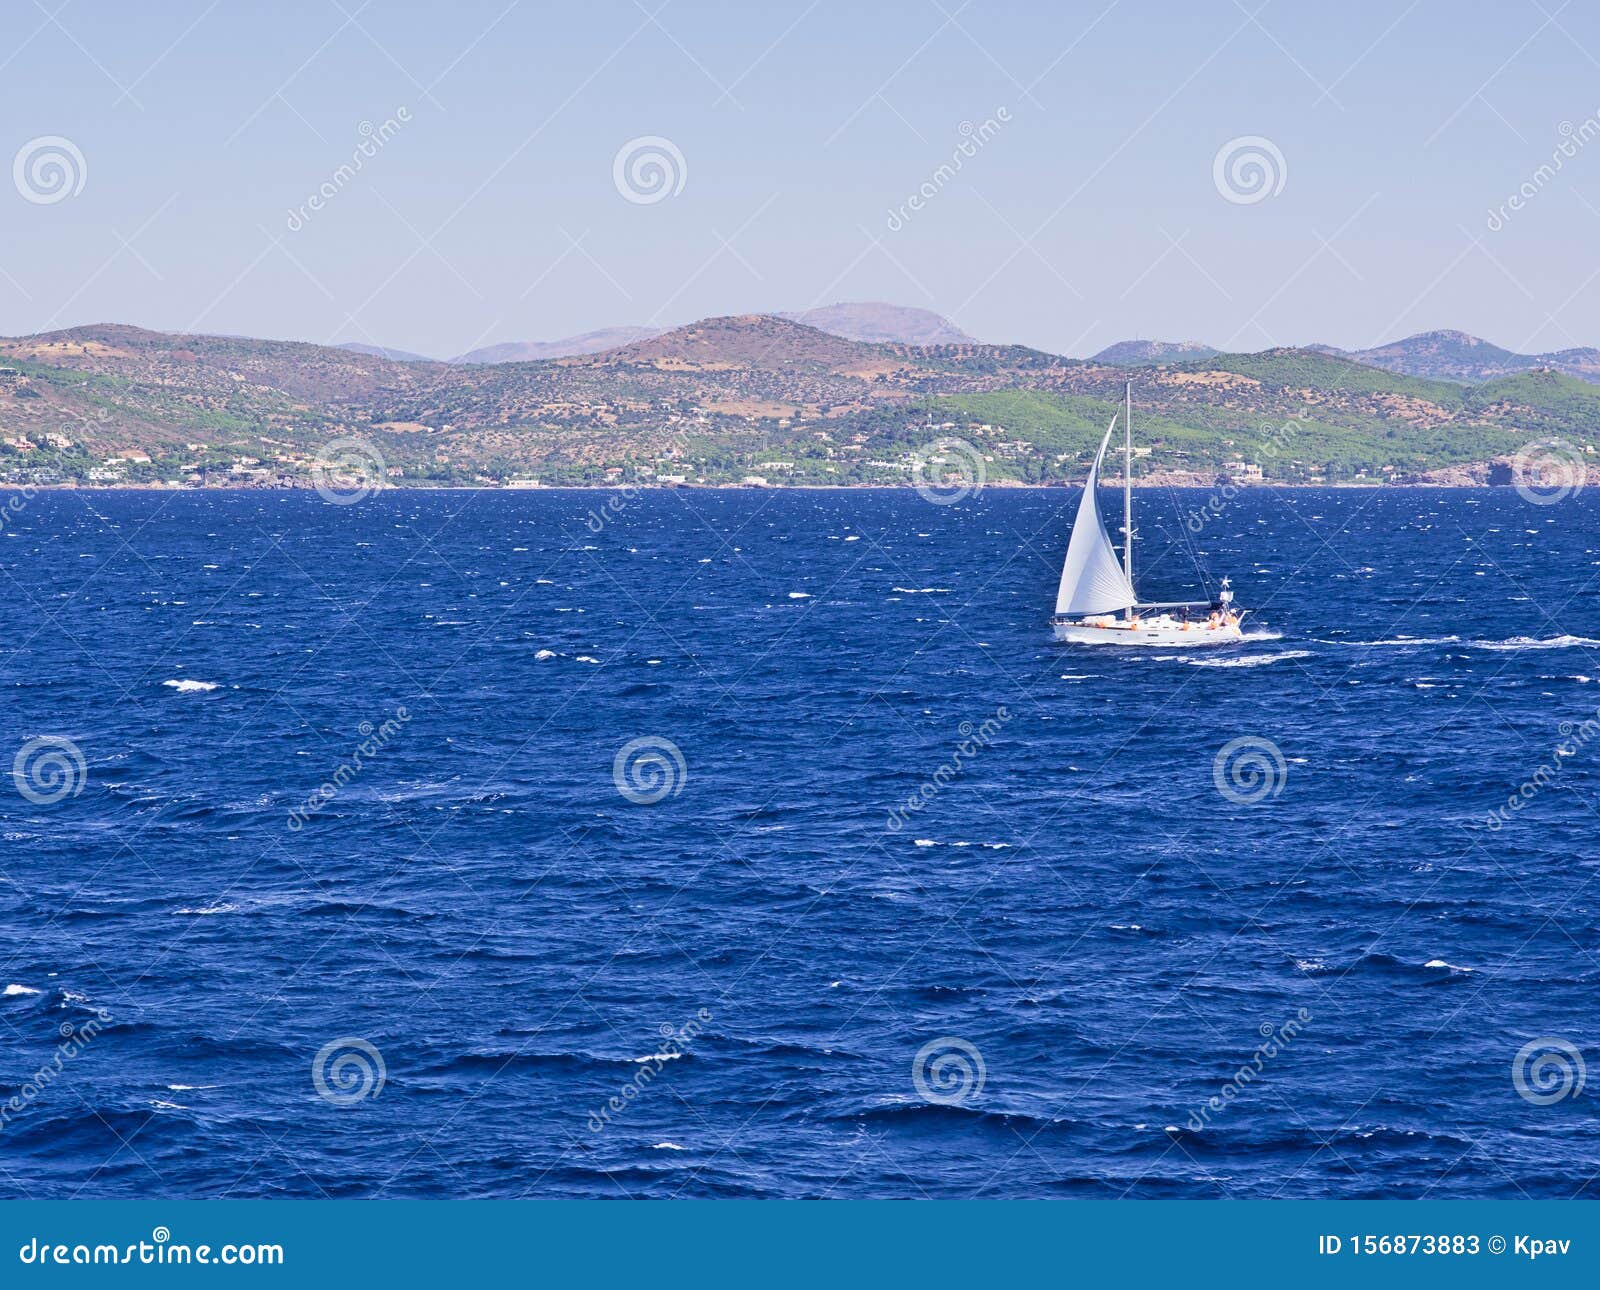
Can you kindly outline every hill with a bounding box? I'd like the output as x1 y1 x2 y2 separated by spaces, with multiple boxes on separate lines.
449 303 974 364
1091 339 1219 366
1319 329 1600 384
0 318 1591 489
337 341 432 362
779 302 974 346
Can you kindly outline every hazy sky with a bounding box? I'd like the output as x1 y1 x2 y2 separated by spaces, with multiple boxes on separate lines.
3 0 1598 358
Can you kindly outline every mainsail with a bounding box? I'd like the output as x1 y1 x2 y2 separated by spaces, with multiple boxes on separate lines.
1054 417 1138 616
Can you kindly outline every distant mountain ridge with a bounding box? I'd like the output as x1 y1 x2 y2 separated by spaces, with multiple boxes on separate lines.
337 341 431 362
417 302 976 365
1313 329 1600 384
454 327 663 365
778 302 974 346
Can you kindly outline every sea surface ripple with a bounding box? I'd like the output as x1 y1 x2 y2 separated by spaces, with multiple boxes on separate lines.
0 486 1596 1198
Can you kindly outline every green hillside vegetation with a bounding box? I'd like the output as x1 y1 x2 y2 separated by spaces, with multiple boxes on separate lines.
0 320 1589 489
1192 349 1469 406
1463 370 1600 431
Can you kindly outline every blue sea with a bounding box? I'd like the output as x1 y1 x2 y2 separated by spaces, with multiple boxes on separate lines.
1 485 1597 1199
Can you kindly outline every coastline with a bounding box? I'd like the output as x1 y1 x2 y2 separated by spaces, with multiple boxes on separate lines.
0 478 1508 493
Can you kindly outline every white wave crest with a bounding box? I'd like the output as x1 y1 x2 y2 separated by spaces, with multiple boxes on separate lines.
1472 635 1600 651
1183 649 1312 669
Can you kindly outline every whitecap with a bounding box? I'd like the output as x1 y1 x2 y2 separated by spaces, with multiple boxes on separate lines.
633 1052 682 1063
534 649 557 660
1183 650 1311 669
788 591 810 599
890 587 950 594
1424 958 1473 973
1473 635 1600 651
2 984 41 997
163 679 219 693
652 1141 686 1150
174 903 238 916
574 655 601 664
913 839 937 847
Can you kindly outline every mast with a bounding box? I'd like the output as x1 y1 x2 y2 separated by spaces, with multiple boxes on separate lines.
1122 379 1134 604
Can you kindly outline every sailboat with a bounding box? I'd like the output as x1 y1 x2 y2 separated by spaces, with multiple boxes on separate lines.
1051 382 1246 646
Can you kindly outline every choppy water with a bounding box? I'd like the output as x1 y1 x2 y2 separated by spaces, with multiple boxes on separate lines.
1 485 1597 1197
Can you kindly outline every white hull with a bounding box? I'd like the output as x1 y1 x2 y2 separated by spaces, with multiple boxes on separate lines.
1052 614 1245 647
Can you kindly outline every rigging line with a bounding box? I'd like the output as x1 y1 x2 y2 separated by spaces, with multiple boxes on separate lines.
1164 478 1213 598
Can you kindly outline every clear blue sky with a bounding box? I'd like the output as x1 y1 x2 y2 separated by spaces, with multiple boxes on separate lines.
2 0 1597 359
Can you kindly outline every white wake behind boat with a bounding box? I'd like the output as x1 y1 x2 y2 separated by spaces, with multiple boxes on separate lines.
1051 383 1246 647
